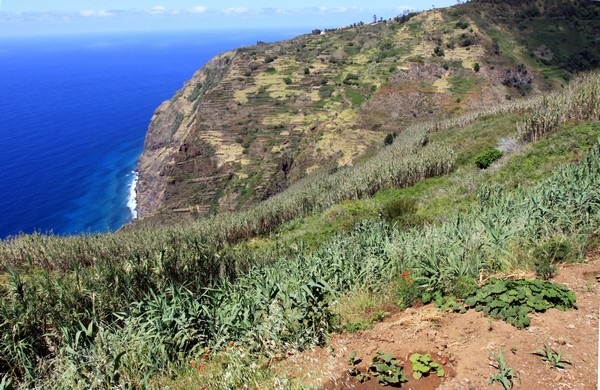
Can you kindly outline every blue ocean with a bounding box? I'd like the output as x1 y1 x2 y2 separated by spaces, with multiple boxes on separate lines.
0 29 301 238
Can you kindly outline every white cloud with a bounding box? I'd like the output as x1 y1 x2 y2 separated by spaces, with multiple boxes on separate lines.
79 10 112 17
313 6 362 14
223 7 250 14
188 6 208 14
150 6 166 14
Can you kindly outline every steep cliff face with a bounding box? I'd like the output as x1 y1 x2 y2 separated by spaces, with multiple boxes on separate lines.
136 1 600 221
137 52 236 217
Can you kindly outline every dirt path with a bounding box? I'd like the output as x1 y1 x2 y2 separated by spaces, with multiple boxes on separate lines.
281 253 600 389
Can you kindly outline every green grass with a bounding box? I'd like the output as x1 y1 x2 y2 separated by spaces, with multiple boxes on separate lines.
345 87 371 107
448 73 478 97
257 116 600 248
486 121 600 188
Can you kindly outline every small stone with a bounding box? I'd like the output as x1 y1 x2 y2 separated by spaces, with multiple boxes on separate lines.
566 343 574 348
464 378 470 383
567 324 575 329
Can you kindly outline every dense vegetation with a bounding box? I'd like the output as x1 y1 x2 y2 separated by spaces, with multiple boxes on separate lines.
0 70 598 388
2 0 600 384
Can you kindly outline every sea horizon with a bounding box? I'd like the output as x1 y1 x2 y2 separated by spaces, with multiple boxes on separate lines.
0 28 304 239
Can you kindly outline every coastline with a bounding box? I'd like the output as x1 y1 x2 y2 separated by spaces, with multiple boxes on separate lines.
127 171 138 220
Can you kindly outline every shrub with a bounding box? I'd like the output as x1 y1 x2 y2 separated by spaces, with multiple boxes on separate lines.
533 239 572 280
396 272 420 310
383 133 396 146
382 198 416 219
319 85 334 99
462 279 577 328
283 77 292 85
474 63 480 72
451 275 477 299
343 73 360 85
475 148 503 169
534 259 557 280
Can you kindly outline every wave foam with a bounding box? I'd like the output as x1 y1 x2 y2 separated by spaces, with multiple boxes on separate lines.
127 171 138 220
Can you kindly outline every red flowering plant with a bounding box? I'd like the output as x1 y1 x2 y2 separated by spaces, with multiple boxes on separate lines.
396 271 420 310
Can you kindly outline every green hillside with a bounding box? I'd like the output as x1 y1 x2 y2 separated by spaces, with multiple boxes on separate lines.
135 0 600 223
1 1 600 388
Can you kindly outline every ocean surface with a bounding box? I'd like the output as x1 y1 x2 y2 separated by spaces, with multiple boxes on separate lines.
0 28 302 239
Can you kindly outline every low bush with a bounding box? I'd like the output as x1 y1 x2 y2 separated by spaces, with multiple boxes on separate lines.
396 272 420 310
462 279 577 328
381 197 425 230
475 148 503 169
533 238 572 280
383 133 397 146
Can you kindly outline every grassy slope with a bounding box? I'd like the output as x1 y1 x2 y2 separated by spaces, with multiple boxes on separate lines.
253 116 599 250
157 118 600 389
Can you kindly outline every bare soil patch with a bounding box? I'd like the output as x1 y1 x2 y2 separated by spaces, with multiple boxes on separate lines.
282 252 600 389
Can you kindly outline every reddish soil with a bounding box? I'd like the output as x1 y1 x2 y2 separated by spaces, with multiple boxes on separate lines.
281 252 600 389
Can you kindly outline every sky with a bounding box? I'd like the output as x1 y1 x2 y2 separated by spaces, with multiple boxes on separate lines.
0 1 457 36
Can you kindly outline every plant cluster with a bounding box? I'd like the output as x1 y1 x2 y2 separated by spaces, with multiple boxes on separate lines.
532 343 572 370
533 238 572 280
462 279 577 328
348 351 369 383
349 351 408 386
518 73 600 142
475 148 503 169
409 353 445 379
344 311 390 333
369 352 408 386
489 350 517 390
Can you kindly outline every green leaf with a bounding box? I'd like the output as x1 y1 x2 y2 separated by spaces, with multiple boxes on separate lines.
372 363 391 373
378 352 394 363
489 282 508 294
